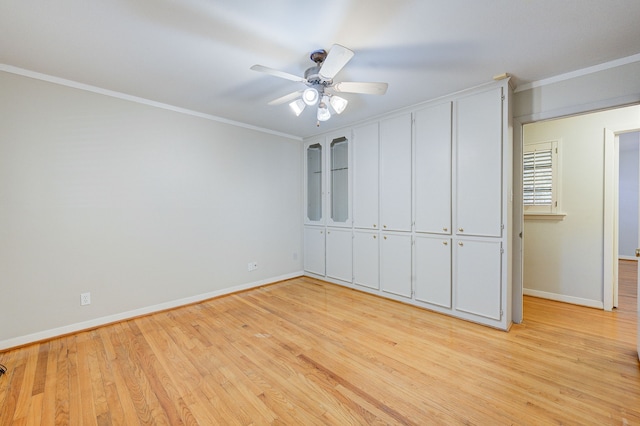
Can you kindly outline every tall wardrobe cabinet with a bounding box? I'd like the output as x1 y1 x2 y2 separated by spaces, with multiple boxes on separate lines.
303 80 512 330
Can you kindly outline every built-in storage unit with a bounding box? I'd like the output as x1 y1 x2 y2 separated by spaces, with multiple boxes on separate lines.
303 80 512 330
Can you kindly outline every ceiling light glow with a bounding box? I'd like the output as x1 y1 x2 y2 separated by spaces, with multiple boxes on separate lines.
302 88 319 106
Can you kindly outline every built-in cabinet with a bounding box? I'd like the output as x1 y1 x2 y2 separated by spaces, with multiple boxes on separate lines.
380 232 412 298
303 226 325 276
380 114 412 232
353 123 379 230
353 230 379 289
455 88 504 237
303 80 511 330
414 102 452 234
326 227 352 282
414 235 451 308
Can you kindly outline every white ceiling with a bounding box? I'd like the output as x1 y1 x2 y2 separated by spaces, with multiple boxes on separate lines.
2 0 640 139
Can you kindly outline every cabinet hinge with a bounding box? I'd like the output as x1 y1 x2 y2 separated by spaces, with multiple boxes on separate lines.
501 94 505 101
501 224 505 230
500 247 505 254
500 309 504 319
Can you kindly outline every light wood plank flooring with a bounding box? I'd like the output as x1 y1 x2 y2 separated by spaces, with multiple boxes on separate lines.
1 264 638 425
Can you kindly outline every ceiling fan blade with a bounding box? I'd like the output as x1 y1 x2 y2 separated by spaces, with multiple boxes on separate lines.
268 90 303 106
333 81 388 95
319 44 354 80
250 64 306 83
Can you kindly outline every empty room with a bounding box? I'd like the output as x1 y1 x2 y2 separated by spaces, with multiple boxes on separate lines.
1 1 640 424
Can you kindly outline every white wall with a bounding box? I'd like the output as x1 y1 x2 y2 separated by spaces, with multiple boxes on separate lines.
618 132 640 258
522 106 640 307
0 71 303 348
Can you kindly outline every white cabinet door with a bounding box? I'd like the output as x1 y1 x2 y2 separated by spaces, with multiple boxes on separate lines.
353 230 379 289
455 239 502 320
380 232 412 298
380 114 412 232
456 87 503 237
303 226 325 276
415 235 451 308
326 228 352 282
415 102 452 234
353 123 379 230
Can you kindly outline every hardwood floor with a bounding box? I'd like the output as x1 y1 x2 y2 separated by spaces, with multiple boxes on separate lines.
1 268 638 425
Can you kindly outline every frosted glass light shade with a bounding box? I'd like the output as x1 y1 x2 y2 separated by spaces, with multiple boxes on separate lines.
302 88 319 106
289 99 306 116
329 95 348 114
317 99 331 121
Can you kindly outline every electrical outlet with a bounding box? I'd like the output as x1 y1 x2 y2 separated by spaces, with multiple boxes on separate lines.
247 262 258 271
80 292 91 306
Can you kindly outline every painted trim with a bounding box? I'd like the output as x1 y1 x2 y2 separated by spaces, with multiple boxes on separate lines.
524 213 566 220
0 64 302 142
0 271 304 351
603 129 616 311
523 288 604 309
514 53 640 93
618 255 638 261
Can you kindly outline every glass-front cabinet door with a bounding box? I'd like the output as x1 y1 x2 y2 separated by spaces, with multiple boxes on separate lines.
329 135 351 226
305 141 323 224
305 135 351 226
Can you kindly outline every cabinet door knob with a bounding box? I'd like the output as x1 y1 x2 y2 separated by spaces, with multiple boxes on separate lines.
458 227 464 232
373 235 377 239
442 241 448 245
458 241 464 246
383 225 387 229
373 224 377 228
384 236 387 240
443 227 448 232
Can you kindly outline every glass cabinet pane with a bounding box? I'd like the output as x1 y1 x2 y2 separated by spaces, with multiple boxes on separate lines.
331 137 348 223
307 143 323 222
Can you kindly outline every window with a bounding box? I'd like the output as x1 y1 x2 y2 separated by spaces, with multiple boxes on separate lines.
524 140 560 214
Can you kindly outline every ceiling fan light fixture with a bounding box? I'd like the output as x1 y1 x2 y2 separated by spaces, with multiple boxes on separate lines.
302 88 319 106
329 95 348 114
317 97 331 121
289 99 306 116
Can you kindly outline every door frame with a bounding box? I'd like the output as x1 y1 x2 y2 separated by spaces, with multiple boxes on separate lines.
513 108 640 323
604 127 640 310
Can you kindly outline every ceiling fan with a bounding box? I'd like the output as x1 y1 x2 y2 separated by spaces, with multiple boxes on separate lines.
250 44 388 125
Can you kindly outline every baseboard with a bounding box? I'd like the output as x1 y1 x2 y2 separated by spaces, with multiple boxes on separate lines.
523 288 604 309
0 271 304 351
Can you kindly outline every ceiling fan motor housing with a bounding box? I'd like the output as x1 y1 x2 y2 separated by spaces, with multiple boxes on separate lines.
304 65 331 89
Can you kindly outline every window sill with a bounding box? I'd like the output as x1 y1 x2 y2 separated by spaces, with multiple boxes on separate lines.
524 213 567 221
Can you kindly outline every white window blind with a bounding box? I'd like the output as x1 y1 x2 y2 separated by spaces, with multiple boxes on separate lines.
523 140 559 214
524 148 552 205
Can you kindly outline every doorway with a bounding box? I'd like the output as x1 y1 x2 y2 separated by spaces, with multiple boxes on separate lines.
519 105 640 315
